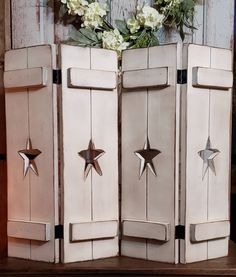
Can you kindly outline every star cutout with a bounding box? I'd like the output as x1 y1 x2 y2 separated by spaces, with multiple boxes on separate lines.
134 138 161 179
198 137 220 180
78 140 105 179
18 138 42 177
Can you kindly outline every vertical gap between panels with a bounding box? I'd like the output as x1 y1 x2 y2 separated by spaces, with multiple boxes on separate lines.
145 48 150 260
89 48 94 260
26 48 32 258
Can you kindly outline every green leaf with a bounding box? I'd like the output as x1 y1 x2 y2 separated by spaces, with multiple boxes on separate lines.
80 28 99 42
115 20 129 35
70 28 93 45
59 4 68 18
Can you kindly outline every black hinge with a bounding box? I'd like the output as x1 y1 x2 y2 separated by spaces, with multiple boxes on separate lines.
55 225 64 239
53 69 62 85
0 154 6 161
175 225 185 239
177 69 187 84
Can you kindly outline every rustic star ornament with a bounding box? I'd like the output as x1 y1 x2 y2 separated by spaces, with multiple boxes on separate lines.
198 137 220 180
78 140 105 179
134 138 161 179
18 138 42 177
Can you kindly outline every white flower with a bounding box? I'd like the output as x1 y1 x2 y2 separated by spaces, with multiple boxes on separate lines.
127 17 140 34
82 2 107 29
102 29 129 55
136 5 164 30
61 0 88 16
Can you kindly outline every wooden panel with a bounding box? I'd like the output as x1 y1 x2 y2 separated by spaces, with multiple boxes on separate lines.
4 67 48 89
68 68 117 90
121 48 148 261
5 48 31 260
190 221 230 242
182 44 232 263
5 46 58 262
122 68 169 89
207 47 232 260
60 45 118 262
123 220 170 242
8 221 51 242
121 45 178 263
90 48 119 260
70 221 118 242
27 45 57 262
192 67 233 89
147 45 178 263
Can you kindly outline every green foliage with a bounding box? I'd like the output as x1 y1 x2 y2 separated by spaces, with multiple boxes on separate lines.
155 0 197 40
69 27 102 47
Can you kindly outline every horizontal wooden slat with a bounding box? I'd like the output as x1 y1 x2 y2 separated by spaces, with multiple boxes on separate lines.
7 220 51 242
70 220 118 242
192 67 233 89
190 220 230 242
4 67 48 89
122 67 169 89
122 220 170 242
68 68 117 90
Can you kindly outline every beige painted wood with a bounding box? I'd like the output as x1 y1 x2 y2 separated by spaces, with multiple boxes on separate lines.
122 67 169 89
181 44 232 263
192 67 233 90
90 48 119 260
190 220 230 242
121 45 178 263
123 220 170 242
147 45 178 264
60 45 118 263
8 221 51 242
207 47 232 260
5 45 58 263
68 68 117 90
4 67 48 89
70 221 118 242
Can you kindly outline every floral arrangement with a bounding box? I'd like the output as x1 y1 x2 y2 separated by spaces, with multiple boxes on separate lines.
54 0 196 55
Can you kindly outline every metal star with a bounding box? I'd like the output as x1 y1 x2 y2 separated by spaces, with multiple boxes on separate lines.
134 138 161 179
198 137 220 180
78 139 105 179
18 138 42 177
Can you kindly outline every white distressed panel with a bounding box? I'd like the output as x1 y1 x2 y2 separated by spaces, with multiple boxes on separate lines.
68 68 117 90
123 220 170 242
122 67 169 89
121 45 178 263
70 221 118 242
4 67 48 89
5 45 58 263
121 48 148 260
5 48 31 259
207 47 232 260
182 44 211 263
27 45 57 262
182 44 232 263
91 48 119 259
61 45 118 262
8 221 51 241
190 221 230 242
192 67 233 89
147 45 177 263
60 45 92 263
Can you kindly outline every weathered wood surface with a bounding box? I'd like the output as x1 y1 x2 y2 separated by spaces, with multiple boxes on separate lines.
10 0 234 49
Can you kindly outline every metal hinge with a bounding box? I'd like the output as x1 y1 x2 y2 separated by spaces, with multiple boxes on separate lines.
0 154 6 161
53 69 62 85
175 225 185 239
177 69 187 84
55 225 64 239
